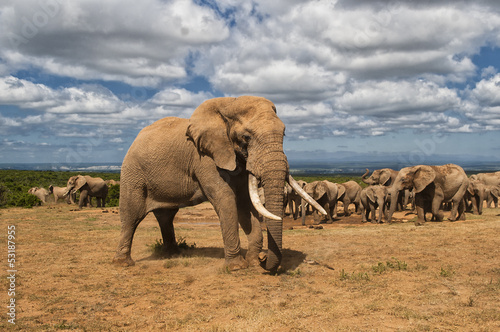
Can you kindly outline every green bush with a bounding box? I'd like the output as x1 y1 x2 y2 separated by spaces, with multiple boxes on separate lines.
106 184 120 207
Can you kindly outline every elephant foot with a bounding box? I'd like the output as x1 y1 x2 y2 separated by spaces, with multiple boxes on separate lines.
245 251 262 267
112 255 135 267
224 255 249 271
161 245 181 257
414 220 425 226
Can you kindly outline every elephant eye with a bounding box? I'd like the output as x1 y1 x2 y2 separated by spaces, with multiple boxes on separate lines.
242 134 251 142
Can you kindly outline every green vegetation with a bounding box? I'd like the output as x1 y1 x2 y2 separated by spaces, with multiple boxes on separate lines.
0 170 363 208
0 170 120 208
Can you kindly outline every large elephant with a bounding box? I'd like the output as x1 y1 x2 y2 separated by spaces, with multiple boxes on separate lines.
360 185 389 223
470 172 500 208
387 164 468 225
49 185 73 204
338 181 362 216
302 180 345 225
112 96 325 272
64 175 109 209
28 187 49 203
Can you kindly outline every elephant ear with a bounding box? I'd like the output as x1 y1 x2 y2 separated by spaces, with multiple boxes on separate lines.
336 183 346 199
491 186 500 198
316 181 328 200
413 166 435 193
186 97 237 171
74 176 87 191
367 187 376 203
380 171 392 186
467 182 475 195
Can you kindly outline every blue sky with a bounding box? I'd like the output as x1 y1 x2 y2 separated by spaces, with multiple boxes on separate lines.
1 0 500 165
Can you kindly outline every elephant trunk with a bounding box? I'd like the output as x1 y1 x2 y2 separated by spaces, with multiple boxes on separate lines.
387 188 399 223
361 169 373 184
248 140 287 273
377 197 385 223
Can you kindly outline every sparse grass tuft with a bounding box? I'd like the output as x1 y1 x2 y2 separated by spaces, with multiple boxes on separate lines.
440 265 456 278
340 269 370 281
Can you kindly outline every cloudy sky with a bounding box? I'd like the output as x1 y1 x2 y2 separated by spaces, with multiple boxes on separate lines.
1 0 500 166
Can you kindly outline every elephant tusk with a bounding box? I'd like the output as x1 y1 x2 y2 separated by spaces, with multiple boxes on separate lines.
287 174 328 216
248 174 282 221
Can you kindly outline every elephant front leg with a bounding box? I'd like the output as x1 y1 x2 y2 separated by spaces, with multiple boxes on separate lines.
414 194 426 226
78 190 89 209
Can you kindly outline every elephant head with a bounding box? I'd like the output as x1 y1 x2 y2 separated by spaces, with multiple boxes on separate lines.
64 175 87 196
366 185 389 223
362 168 396 186
387 166 436 222
185 96 323 271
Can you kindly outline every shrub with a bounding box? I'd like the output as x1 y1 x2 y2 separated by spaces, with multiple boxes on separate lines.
106 184 120 207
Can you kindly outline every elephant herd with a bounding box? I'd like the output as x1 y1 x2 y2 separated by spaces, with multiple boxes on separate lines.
286 165 500 226
28 175 119 209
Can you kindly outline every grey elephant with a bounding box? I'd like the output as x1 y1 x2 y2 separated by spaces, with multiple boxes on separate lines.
49 185 73 204
470 172 500 208
386 164 469 225
105 179 120 186
285 180 307 220
64 175 109 209
484 185 500 209
465 179 486 215
338 181 362 216
302 180 345 225
112 96 325 272
362 168 410 211
360 185 390 223
28 187 49 203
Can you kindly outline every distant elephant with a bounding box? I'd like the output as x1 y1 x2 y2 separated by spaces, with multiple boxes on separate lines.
49 185 73 204
485 185 500 209
64 175 109 209
465 179 486 215
105 179 120 186
361 168 398 186
360 185 390 223
387 164 469 225
470 172 500 208
112 96 325 272
338 181 362 216
28 187 49 203
285 180 306 220
362 168 409 211
303 180 345 225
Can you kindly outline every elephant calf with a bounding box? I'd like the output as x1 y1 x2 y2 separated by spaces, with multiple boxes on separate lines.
49 185 73 204
28 187 50 203
360 185 390 223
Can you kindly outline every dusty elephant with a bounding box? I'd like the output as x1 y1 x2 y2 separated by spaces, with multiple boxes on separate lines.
465 179 486 215
112 96 325 272
285 180 307 220
337 181 362 216
64 175 109 209
470 172 500 208
360 185 390 223
302 180 345 225
49 185 73 204
28 187 50 203
387 164 469 225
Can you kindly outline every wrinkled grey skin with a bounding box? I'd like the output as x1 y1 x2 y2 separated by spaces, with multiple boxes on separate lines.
387 164 469 225
337 181 362 216
28 187 49 203
113 96 289 273
360 185 390 223
303 180 345 225
64 175 109 209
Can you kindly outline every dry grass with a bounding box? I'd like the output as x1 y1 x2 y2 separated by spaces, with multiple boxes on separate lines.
1 203 499 331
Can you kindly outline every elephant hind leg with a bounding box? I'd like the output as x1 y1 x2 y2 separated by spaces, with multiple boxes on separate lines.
113 195 148 266
153 208 180 257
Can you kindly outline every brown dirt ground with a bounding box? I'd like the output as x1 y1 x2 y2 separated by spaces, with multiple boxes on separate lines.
1 202 499 331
